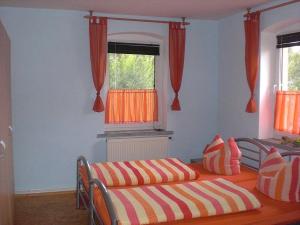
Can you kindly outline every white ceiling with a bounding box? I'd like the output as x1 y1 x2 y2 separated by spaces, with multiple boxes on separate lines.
0 0 275 20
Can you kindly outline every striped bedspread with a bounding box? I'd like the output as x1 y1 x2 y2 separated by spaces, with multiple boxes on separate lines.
90 158 198 187
108 178 261 225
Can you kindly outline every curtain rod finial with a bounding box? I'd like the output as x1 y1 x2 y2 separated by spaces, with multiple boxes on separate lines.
181 17 187 28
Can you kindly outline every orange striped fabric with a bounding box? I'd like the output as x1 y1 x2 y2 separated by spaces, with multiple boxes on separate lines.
108 178 261 225
257 148 300 202
105 89 158 124
90 158 198 187
202 135 242 175
274 91 300 134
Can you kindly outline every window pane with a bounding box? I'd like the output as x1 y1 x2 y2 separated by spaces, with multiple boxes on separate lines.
109 53 155 89
287 46 300 91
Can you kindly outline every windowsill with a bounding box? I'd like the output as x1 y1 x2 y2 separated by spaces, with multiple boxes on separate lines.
104 122 158 132
254 138 300 151
273 130 299 139
97 129 173 139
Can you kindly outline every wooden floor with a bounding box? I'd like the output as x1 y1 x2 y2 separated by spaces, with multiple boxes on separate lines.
15 193 88 225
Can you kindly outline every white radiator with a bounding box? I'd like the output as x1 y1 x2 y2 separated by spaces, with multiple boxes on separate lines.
107 136 169 162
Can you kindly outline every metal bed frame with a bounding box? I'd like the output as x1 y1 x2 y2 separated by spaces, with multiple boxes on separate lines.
76 156 118 225
76 138 300 225
235 137 269 170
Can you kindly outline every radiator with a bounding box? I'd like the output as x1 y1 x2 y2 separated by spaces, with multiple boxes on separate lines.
107 136 169 162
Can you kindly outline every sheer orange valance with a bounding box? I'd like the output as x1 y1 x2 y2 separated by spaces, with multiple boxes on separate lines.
105 89 158 124
274 91 300 134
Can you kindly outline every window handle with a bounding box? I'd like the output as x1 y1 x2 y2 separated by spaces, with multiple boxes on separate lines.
0 140 6 158
273 84 278 94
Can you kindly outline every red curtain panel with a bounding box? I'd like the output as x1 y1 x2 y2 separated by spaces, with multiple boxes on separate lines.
105 89 158 124
244 12 260 113
274 91 300 135
89 17 107 112
169 22 186 111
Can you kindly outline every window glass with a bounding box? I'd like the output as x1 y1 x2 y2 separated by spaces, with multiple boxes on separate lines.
280 46 300 91
108 53 155 90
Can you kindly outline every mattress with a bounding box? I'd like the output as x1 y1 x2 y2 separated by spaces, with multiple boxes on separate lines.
91 163 300 225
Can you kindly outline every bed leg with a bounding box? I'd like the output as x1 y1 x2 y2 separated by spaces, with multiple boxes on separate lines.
89 204 94 225
89 212 94 225
76 159 81 209
89 182 94 225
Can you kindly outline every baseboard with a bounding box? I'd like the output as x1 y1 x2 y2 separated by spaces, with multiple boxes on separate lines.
15 187 75 197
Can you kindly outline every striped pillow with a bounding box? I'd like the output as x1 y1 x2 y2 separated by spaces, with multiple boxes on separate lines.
203 135 241 175
90 158 198 187
257 148 300 202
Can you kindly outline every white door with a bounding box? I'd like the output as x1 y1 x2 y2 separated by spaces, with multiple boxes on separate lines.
0 20 14 225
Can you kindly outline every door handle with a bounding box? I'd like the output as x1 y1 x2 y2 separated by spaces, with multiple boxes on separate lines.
0 140 6 158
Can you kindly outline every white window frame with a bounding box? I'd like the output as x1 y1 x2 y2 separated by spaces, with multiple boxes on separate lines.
259 25 300 139
273 45 299 139
278 46 300 91
278 47 289 91
104 32 168 131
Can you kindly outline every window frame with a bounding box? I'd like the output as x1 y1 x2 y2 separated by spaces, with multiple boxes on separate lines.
104 32 168 131
273 41 300 138
278 46 300 91
259 28 300 139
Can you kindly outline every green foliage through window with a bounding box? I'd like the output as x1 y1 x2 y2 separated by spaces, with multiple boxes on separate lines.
109 53 155 89
287 46 300 91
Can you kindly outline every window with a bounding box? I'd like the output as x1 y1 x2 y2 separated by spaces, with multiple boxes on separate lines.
274 32 300 135
109 53 155 90
279 46 300 91
105 42 160 126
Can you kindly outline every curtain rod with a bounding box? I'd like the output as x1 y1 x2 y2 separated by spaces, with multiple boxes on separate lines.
244 0 300 17
84 11 190 25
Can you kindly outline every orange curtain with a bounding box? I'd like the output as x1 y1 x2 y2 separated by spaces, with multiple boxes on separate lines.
89 17 107 112
274 91 300 134
105 89 158 124
169 22 186 111
244 12 260 113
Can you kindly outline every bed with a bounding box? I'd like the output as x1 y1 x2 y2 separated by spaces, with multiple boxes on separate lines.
76 138 300 225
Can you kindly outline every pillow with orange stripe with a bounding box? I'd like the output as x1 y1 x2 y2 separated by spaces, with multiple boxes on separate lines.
257 148 300 202
202 135 242 175
89 158 199 187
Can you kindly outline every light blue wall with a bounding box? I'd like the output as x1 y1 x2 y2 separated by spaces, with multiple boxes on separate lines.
218 0 300 140
0 8 219 193
1 0 299 194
